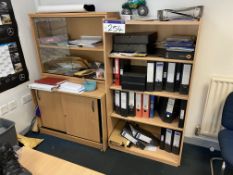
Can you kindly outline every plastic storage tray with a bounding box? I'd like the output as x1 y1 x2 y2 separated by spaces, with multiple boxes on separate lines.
0 118 18 146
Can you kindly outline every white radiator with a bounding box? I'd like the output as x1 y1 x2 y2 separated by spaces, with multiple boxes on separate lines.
200 77 233 137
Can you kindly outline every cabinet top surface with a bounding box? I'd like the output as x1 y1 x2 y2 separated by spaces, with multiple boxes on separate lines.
29 12 119 18
125 20 200 25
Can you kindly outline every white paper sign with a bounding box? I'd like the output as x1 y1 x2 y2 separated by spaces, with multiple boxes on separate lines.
103 20 125 33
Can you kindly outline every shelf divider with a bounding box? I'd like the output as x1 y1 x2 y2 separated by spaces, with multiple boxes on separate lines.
109 54 194 64
110 85 189 100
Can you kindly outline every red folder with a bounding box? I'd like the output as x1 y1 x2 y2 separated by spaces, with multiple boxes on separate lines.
143 94 150 118
136 93 143 117
113 58 120 86
35 77 66 86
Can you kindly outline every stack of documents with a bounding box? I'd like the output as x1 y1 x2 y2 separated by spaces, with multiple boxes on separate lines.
165 35 196 52
68 36 102 48
28 83 58 92
58 82 85 94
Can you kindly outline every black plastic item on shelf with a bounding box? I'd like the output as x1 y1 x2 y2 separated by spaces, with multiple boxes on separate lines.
158 97 180 123
113 32 157 45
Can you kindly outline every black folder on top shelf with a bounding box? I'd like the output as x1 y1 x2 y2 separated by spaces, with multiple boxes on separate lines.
165 63 176 92
179 100 187 128
165 129 173 152
114 90 121 114
128 91 136 116
174 63 182 92
172 131 182 155
146 61 155 91
160 128 166 150
180 64 192 94
154 62 164 91
120 91 128 117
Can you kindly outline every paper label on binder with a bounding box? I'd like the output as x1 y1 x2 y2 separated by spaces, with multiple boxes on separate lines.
121 92 127 109
143 94 149 110
156 62 163 82
180 110 185 120
165 129 172 145
181 64 192 85
129 91 135 107
136 93 142 109
167 63 176 83
147 63 154 82
115 91 120 107
173 131 181 147
166 98 175 114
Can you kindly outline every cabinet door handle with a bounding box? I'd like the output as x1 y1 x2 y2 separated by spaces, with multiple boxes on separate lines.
92 101 95 112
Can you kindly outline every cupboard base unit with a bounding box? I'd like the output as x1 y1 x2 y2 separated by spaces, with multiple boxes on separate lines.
40 128 104 150
34 90 107 151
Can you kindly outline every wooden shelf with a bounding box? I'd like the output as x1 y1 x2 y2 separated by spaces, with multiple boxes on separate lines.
109 54 193 64
29 12 119 18
111 112 183 131
109 143 180 166
126 20 200 26
110 85 189 100
40 44 104 52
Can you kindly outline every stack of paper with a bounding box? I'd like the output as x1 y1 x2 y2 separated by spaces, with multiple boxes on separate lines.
28 83 58 92
58 82 85 94
68 36 102 48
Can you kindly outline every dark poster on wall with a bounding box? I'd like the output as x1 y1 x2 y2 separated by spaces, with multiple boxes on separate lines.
0 0 29 93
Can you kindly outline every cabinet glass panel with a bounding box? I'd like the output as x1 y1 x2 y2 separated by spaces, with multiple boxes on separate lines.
33 17 104 79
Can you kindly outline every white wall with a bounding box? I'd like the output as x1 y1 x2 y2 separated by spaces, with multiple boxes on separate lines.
0 0 39 133
34 0 233 140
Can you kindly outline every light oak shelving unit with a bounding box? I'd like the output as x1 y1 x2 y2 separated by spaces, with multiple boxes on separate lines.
104 20 201 166
29 12 119 151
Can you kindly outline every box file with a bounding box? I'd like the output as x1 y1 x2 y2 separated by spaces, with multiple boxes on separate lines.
136 93 143 117
165 63 176 92
158 97 180 123
128 91 135 116
154 62 164 91
149 96 156 118
114 90 121 114
146 62 155 91
162 62 168 90
174 63 182 92
160 128 166 150
172 131 182 154
165 129 173 152
142 94 150 118
120 91 128 117
180 64 192 94
179 100 187 128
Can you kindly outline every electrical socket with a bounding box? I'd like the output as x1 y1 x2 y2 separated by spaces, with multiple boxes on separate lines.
0 104 9 116
8 100 17 111
22 93 32 104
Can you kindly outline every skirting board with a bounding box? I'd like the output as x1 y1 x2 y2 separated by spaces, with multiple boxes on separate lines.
184 135 220 151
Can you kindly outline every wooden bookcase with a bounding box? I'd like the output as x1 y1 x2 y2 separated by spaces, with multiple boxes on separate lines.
29 12 119 151
104 20 201 166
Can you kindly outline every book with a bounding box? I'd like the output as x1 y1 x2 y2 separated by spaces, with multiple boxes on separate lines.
35 77 66 86
28 83 57 92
